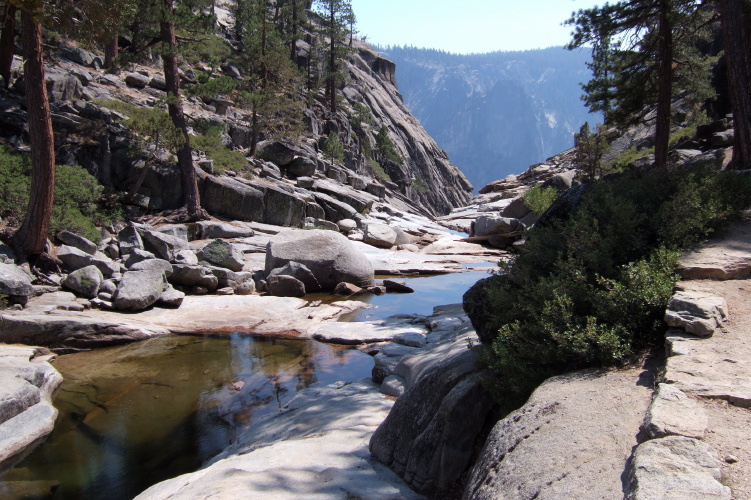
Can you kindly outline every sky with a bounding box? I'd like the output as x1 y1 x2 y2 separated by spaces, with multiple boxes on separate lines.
349 0 603 54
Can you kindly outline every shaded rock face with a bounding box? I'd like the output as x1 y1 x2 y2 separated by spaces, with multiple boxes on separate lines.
369 347 493 495
265 230 374 290
113 270 165 311
0 263 33 299
462 275 506 345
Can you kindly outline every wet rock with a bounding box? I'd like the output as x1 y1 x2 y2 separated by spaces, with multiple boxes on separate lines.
268 262 321 293
383 279 414 293
266 275 306 298
56 230 96 255
266 230 374 290
62 265 103 299
0 345 62 471
198 239 245 272
114 270 166 311
334 282 363 295
625 436 730 500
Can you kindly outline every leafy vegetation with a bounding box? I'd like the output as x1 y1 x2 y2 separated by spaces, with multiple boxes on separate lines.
376 125 403 165
413 175 427 193
0 146 121 243
480 167 751 408
323 132 345 163
368 158 391 183
191 123 250 175
522 185 559 215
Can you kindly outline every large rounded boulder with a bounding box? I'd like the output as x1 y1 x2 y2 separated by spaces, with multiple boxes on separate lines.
265 230 374 290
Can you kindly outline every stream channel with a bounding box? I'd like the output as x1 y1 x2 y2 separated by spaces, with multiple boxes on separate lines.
0 266 494 499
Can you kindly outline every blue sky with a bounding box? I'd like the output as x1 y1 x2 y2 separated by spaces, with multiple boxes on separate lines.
349 0 602 54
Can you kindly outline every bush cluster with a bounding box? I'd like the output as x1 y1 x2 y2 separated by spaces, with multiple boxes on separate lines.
479 166 751 407
522 185 558 215
0 146 121 243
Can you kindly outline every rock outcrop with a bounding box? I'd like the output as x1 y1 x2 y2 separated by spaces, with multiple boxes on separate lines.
0 345 63 471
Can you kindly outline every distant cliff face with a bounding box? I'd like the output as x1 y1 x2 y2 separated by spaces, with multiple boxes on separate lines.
382 46 600 190
334 44 474 215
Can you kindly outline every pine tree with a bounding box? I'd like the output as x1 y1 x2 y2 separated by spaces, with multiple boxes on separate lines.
567 0 713 168
314 0 354 114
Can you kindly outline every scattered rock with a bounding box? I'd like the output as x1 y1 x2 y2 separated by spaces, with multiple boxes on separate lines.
157 284 185 308
198 239 245 272
266 275 306 298
56 230 96 255
0 263 33 298
140 229 188 261
383 279 415 293
234 280 256 295
364 223 398 248
114 270 166 311
169 264 219 291
334 282 363 295
266 229 374 290
267 261 322 293
337 218 358 233
130 258 173 277
664 291 728 337
62 265 103 299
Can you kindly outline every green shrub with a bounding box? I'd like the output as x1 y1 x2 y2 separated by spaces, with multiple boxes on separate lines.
323 132 345 163
0 146 121 243
376 125 403 165
480 167 751 408
191 125 249 175
522 185 559 215
413 175 427 193
368 158 391 182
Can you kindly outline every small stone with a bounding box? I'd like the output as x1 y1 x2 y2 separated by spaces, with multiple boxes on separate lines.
334 282 363 296
193 286 209 295
383 279 415 293
725 455 739 464
216 287 235 296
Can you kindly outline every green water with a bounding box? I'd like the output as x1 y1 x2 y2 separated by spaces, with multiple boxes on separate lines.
0 335 372 500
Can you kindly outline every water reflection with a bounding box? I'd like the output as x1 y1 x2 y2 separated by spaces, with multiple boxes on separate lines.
0 335 373 500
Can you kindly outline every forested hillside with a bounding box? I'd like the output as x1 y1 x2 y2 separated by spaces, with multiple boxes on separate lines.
381 46 600 189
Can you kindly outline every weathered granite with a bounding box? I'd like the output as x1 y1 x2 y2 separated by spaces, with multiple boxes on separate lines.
642 383 708 439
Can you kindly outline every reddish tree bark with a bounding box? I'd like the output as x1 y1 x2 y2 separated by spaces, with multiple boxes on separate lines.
654 0 673 169
104 36 118 70
0 3 17 89
327 0 336 114
719 0 751 169
159 0 205 220
14 10 55 256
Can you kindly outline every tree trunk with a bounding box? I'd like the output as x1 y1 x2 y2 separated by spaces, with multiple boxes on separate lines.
719 0 751 169
0 3 17 89
14 11 55 256
104 36 119 69
328 2 336 114
654 0 673 169
160 0 204 220
290 0 298 64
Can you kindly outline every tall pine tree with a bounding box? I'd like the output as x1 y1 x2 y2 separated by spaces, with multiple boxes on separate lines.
314 0 353 114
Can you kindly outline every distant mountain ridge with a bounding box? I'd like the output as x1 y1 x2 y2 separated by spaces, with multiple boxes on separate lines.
379 46 601 190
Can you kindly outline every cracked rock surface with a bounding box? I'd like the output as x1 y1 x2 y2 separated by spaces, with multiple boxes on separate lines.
463 363 656 500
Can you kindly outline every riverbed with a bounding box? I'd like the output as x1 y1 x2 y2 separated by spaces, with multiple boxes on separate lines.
0 267 494 500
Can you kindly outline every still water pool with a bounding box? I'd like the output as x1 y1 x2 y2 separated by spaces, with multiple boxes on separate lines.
0 267 495 499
